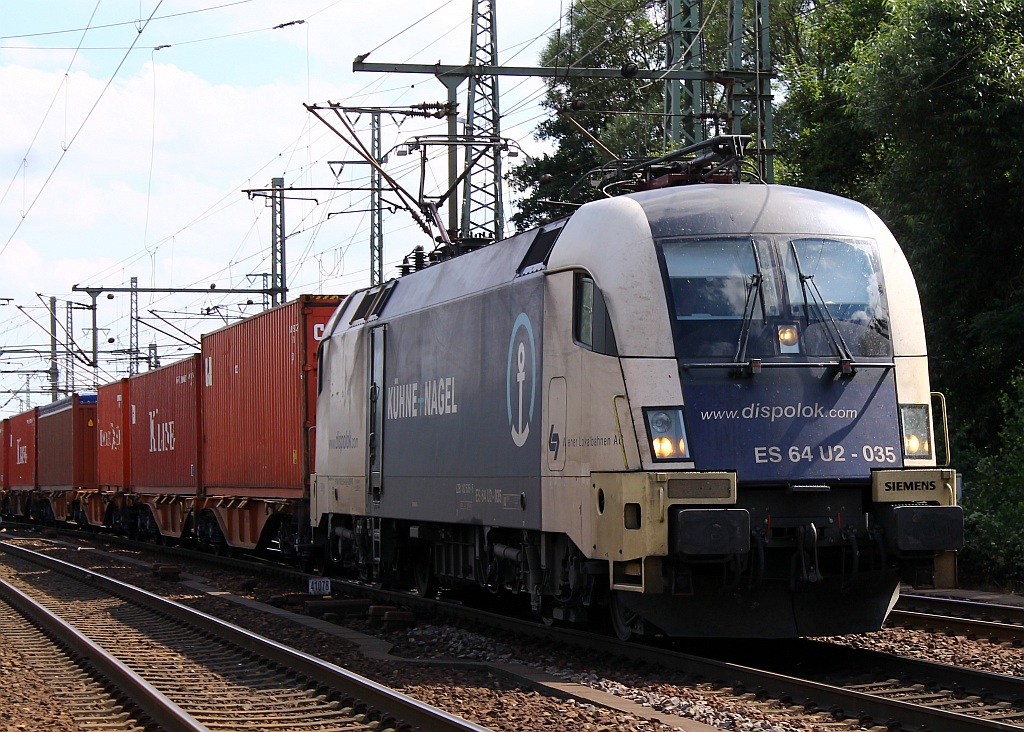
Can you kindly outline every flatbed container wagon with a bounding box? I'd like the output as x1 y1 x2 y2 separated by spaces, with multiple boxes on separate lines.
3 408 37 518
37 394 97 523
127 355 202 540
198 294 341 554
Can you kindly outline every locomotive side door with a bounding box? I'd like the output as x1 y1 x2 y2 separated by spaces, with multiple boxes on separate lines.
368 324 386 502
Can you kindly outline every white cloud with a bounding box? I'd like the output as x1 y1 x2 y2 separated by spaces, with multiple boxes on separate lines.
0 0 564 412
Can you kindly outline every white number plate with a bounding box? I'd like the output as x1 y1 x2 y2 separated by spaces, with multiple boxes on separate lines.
308 578 332 595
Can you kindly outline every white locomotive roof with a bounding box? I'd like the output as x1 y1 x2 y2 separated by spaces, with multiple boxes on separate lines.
362 183 923 359
632 183 874 237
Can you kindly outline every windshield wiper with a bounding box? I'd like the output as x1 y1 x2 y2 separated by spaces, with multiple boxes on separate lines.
789 240 856 376
732 239 767 364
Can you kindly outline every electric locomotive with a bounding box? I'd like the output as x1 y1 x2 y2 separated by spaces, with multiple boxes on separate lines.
312 143 963 638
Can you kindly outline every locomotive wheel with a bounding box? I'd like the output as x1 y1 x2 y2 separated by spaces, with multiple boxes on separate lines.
539 597 560 627
609 592 645 641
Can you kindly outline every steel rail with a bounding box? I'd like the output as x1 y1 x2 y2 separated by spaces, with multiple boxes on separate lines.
392 591 1024 732
8 528 1023 731
0 540 491 732
898 593 1024 624
892 594 1024 645
0 575 210 732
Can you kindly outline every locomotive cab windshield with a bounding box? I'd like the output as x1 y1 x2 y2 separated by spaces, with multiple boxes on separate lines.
662 235 892 362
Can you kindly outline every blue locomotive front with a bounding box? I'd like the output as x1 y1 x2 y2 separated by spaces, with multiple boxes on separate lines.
583 185 964 637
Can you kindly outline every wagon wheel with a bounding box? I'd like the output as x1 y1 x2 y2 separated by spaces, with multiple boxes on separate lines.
609 591 645 641
414 549 438 599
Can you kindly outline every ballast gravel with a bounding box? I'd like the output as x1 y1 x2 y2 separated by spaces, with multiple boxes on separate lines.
1 532 1021 732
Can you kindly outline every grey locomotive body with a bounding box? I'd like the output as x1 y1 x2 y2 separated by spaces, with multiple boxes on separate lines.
312 183 963 638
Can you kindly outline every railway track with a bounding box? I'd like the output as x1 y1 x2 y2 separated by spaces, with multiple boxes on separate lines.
0 593 152 731
418 607 1024 732
8 525 1024 732
0 539 490 732
893 593 1024 644
329 579 1024 731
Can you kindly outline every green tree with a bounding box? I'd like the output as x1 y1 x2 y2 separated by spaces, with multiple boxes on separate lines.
772 0 887 195
506 0 664 230
842 0 1024 453
959 371 1024 588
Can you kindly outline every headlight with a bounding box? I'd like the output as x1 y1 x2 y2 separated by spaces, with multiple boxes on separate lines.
778 324 800 352
652 436 674 458
650 411 672 433
899 404 932 459
644 407 691 462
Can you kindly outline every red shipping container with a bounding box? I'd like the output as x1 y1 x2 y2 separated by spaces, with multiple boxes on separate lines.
37 394 97 491
129 355 201 496
7 408 37 490
97 380 130 490
0 419 7 489
200 295 340 499
0 421 7 489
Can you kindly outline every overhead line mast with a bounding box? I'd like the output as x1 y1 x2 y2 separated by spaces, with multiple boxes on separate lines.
461 0 503 243
353 0 775 235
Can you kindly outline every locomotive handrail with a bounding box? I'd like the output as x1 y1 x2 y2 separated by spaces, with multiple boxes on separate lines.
932 391 952 467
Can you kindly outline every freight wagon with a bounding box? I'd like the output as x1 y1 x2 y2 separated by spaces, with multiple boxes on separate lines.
195 294 340 555
2 395 97 523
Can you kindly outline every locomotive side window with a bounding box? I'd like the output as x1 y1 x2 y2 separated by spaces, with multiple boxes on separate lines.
578 278 595 347
317 341 325 396
574 274 617 356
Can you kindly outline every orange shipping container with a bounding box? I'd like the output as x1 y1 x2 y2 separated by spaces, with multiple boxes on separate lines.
129 355 201 495
200 295 340 499
97 380 130 490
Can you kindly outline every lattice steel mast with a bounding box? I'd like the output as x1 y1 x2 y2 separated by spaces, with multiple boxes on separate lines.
727 0 773 181
664 0 705 147
460 0 504 242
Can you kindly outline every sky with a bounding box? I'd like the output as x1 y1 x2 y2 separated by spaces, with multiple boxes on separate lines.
0 0 565 416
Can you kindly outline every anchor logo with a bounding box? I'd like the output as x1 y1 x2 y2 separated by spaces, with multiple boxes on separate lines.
506 313 536 448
